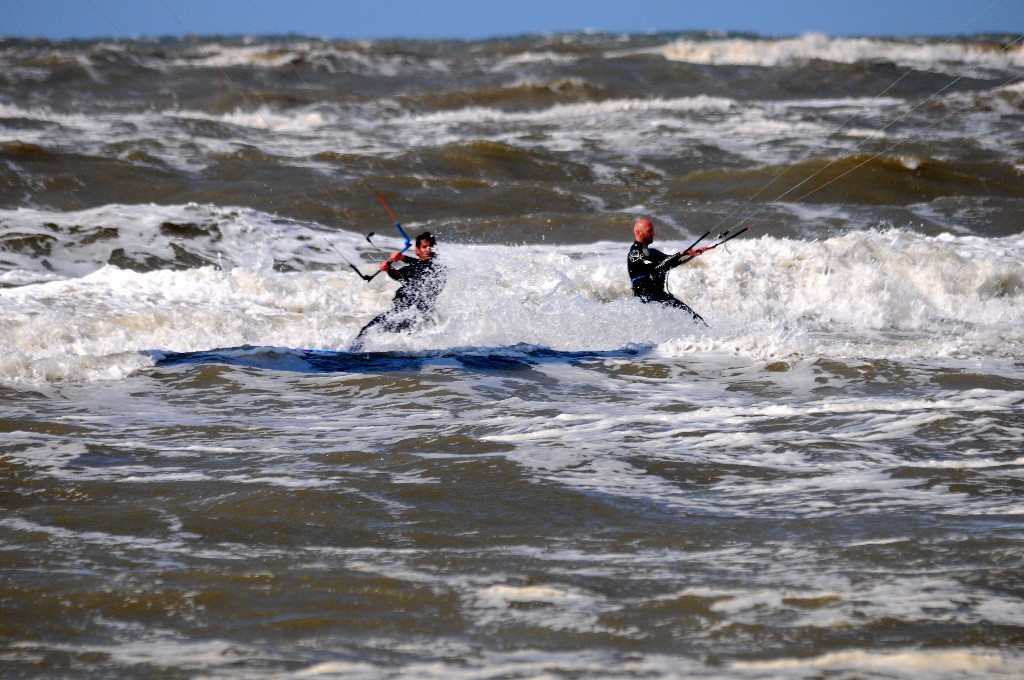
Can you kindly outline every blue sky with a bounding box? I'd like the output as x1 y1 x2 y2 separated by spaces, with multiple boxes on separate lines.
3 0 1022 40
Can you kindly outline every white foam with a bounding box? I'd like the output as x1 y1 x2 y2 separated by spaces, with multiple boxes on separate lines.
494 50 582 69
655 33 1024 75
0 72 1005 170
157 41 451 76
3 204 1024 384
10 637 265 673
731 648 1013 676
0 516 239 561
473 583 608 633
173 106 331 132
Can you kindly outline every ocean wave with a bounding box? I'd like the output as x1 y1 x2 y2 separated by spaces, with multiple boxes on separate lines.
395 77 608 111
656 33 1024 75
174 41 453 76
2 203 1023 384
4 34 1023 677
403 94 738 125
667 153 1024 205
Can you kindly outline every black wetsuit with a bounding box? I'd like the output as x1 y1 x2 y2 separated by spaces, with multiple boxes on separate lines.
627 241 706 325
351 258 447 349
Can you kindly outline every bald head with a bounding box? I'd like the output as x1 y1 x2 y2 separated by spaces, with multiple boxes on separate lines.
633 218 655 245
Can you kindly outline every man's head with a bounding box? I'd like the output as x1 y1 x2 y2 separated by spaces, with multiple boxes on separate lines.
415 231 436 260
633 219 655 245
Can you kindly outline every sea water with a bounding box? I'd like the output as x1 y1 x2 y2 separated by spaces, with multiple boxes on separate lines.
1 30 1023 678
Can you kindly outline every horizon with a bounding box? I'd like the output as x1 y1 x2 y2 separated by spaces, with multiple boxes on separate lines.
3 28 1022 44
3 0 1023 42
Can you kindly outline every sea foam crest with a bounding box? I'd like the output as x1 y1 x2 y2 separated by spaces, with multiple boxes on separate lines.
3 203 1023 384
173 106 332 132
441 94 734 119
658 33 1023 74
161 41 451 76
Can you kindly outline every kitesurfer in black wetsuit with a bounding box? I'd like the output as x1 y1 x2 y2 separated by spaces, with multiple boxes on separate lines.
351 231 447 350
627 218 707 326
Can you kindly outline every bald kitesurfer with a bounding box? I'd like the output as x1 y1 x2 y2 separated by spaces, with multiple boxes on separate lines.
627 218 707 326
351 231 447 350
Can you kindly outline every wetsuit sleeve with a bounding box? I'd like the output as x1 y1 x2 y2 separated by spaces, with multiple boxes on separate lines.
386 254 421 280
654 250 685 271
644 248 673 269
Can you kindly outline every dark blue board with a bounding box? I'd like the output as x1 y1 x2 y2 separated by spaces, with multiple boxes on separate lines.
144 345 412 374
142 344 650 375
